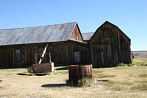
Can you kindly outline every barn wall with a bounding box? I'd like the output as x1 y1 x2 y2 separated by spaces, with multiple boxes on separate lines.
0 41 90 68
0 44 38 68
67 41 90 65
32 41 90 66
90 23 131 67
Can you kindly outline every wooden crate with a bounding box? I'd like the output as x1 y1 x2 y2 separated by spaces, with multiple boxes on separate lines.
32 62 54 74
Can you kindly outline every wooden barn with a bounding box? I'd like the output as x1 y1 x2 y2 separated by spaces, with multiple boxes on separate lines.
0 22 90 68
0 21 131 68
82 21 132 67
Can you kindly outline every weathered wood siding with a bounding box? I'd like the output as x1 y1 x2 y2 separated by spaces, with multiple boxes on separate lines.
0 45 36 67
90 22 131 67
70 24 83 41
0 41 90 68
66 41 90 65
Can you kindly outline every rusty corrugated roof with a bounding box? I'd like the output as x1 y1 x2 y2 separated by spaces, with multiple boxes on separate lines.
82 32 94 41
0 22 76 46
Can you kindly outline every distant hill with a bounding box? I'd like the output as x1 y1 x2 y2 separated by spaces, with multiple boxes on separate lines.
132 51 147 59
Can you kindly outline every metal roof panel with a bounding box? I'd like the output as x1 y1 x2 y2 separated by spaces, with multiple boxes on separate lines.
0 22 76 46
82 32 94 41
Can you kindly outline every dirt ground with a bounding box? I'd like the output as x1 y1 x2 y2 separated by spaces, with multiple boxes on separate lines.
0 65 147 98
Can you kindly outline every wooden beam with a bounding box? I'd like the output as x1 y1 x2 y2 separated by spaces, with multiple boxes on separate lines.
38 44 48 64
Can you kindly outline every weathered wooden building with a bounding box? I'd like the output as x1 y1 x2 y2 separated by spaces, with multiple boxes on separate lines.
82 21 132 67
0 21 131 68
0 22 90 68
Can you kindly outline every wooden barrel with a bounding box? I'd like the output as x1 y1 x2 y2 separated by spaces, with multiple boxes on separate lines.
68 64 92 86
69 65 79 85
79 64 92 79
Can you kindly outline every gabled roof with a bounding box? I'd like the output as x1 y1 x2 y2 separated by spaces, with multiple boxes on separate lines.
0 22 78 46
105 21 131 41
90 21 131 41
82 32 94 41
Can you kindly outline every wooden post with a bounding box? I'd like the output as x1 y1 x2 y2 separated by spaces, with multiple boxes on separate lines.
49 52 51 63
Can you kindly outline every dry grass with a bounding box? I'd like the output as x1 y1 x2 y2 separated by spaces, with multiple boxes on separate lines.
132 58 147 66
0 65 147 98
139 74 147 78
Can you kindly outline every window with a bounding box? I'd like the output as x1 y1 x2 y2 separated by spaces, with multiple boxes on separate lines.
74 52 80 63
15 49 21 61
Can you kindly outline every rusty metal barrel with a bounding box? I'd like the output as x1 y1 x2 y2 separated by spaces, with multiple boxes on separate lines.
68 64 92 86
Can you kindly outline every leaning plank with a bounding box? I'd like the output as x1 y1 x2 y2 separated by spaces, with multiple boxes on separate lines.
38 44 48 64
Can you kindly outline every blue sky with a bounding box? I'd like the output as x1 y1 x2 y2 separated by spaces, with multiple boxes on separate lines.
0 0 146 51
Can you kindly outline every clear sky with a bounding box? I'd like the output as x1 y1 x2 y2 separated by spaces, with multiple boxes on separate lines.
0 0 146 51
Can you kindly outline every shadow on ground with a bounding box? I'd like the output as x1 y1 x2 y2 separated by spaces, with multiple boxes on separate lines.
0 80 3 89
41 83 66 88
97 79 109 82
17 73 33 76
55 66 68 70
17 73 48 76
